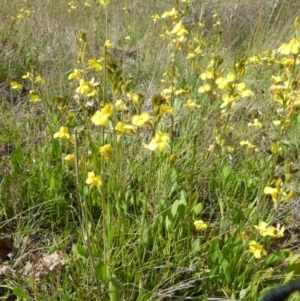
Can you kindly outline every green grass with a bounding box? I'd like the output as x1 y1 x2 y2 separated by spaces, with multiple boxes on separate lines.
1 0 300 300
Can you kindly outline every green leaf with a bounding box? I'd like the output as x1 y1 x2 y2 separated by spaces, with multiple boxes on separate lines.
221 258 230 284
221 165 232 183
109 275 122 301
209 239 220 264
284 270 294 283
137 292 152 301
263 249 291 268
171 200 179 217
13 287 31 301
165 214 172 232
96 262 109 284
108 227 115 247
193 203 203 215
192 238 200 252
180 190 187 204
72 244 88 258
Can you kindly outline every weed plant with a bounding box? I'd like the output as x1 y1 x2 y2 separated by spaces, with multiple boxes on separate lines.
1 0 300 300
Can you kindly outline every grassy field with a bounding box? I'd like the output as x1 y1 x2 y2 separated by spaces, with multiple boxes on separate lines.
1 0 300 300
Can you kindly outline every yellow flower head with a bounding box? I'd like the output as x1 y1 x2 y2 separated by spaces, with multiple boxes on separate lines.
200 69 214 80
198 83 211 93
91 104 113 126
115 99 128 111
132 112 150 127
88 58 102 71
99 0 109 7
171 21 188 37
161 8 178 20
22 72 33 80
29 90 41 102
185 99 201 108
86 171 102 188
216 72 236 89
35 76 45 84
65 154 75 163
240 140 256 149
53 127 70 140
10 81 23 90
264 183 283 207
127 92 143 105
68 69 81 80
278 38 300 55
76 78 99 96
155 105 173 116
100 144 113 160
194 220 208 231
104 39 113 48
248 240 267 259
115 122 135 136
254 221 276 237
143 131 170 153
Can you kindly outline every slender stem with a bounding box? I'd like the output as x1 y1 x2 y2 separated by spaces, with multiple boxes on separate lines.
74 129 102 296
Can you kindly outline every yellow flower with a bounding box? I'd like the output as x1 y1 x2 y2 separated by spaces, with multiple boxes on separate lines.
185 99 201 108
200 69 214 80
198 83 211 93
270 142 282 154
76 78 99 96
10 81 23 90
240 140 256 149
187 53 196 59
275 225 285 238
99 0 109 8
171 21 188 36
248 240 267 259
161 8 178 19
241 89 254 98
194 220 208 231
115 99 128 111
254 221 277 237
248 119 262 128
68 69 81 80
236 83 254 98
22 72 33 80
155 105 173 116
132 112 150 127
65 154 75 163
100 144 113 160
115 122 135 136
175 89 187 95
216 72 236 89
143 131 170 153
278 38 300 55
29 90 41 102
272 75 283 84
127 92 142 105
34 76 45 84
227 146 235 153
86 171 102 188
91 111 108 126
88 58 102 71
220 94 240 109
264 180 283 204
91 104 113 126
151 14 160 23
104 39 113 48
53 127 70 140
